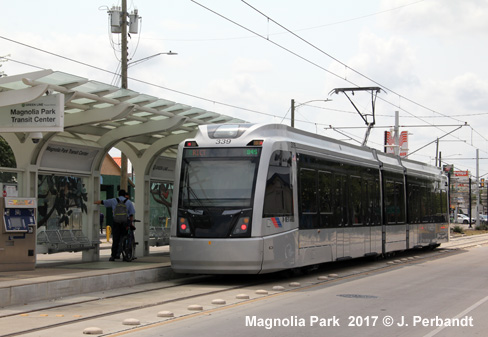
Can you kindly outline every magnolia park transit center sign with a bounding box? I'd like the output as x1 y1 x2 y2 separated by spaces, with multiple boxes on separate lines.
0 93 64 132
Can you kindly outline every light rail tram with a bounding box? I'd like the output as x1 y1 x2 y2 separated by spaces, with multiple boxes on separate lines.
170 124 449 274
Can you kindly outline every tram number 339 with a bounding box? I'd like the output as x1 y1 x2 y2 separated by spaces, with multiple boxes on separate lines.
215 139 231 144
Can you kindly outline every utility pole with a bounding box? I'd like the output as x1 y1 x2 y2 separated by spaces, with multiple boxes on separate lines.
476 149 480 228
435 138 439 167
120 0 129 192
393 111 399 156
469 177 472 228
121 0 128 91
290 99 295 128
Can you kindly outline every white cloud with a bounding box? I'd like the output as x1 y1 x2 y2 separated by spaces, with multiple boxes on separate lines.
231 57 274 74
347 31 419 89
379 0 488 37
449 73 488 111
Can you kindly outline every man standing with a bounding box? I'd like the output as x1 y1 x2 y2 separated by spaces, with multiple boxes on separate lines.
94 189 135 261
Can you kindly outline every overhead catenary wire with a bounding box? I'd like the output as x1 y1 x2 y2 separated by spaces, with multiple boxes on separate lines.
239 0 467 125
1 7 487 159
190 1 487 156
0 36 480 155
0 36 284 121
190 1 446 130
0 36 363 127
1 46 485 173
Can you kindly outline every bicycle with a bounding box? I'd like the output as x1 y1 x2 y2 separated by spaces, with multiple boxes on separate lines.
120 219 140 262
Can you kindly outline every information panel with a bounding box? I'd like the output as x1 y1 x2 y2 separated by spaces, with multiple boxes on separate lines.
183 148 260 158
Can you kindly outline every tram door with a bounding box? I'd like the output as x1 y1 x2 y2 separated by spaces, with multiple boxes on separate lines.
335 174 349 259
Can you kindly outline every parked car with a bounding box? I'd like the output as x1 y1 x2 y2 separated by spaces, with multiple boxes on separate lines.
455 214 473 224
479 214 487 223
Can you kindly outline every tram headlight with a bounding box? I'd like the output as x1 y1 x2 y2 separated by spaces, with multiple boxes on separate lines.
231 216 251 237
178 217 191 236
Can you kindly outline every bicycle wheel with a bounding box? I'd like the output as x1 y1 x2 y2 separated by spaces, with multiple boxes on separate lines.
121 236 133 262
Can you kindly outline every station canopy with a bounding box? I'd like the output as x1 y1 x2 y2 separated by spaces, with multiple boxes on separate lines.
0 69 245 156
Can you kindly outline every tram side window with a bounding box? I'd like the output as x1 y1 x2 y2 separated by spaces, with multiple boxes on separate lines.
263 151 294 217
437 189 447 222
430 184 438 220
372 180 381 225
350 176 362 225
397 182 406 223
421 186 430 222
385 180 406 224
408 183 421 224
299 168 318 229
431 181 447 222
385 181 395 224
334 175 347 226
318 171 332 227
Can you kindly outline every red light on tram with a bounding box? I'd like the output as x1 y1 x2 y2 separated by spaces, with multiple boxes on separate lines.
185 141 198 147
179 217 191 235
247 139 263 146
232 216 251 236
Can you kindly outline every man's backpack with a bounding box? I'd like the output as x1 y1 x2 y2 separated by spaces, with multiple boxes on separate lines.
113 198 129 224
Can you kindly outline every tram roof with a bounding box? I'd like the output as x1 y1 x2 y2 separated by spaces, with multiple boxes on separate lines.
194 123 444 178
0 69 245 156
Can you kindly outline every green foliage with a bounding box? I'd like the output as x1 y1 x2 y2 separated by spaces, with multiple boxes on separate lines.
0 137 16 183
0 137 15 167
476 222 488 231
452 225 465 234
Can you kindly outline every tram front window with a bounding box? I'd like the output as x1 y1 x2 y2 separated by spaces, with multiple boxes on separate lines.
181 159 257 208
178 148 260 238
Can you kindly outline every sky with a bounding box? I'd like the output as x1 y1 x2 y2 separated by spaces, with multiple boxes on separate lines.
1 0 488 180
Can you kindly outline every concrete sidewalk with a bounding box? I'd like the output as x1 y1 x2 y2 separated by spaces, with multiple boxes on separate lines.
0 242 176 308
2 232 487 308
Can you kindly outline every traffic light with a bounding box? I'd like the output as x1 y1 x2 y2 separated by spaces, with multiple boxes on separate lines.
481 178 485 188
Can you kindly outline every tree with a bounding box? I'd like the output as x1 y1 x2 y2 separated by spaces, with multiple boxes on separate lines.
0 136 16 183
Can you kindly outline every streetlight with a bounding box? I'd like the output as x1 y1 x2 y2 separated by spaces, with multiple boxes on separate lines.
128 51 178 68
290 99 332 128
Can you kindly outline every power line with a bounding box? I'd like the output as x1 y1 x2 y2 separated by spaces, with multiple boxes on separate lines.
0 36 298 122
143 0 427 43
191 1 486 155
2 45 485 171
2 25 487 159
189 1 348 84
239 0 467 126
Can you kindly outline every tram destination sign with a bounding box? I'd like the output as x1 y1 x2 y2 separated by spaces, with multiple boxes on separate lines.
184 147 260 158
0 93 64 132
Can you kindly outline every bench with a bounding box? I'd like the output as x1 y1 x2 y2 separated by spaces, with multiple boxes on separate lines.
149 226 170 246
37 229 98 254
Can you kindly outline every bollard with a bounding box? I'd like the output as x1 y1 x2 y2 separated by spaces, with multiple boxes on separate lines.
106 225 111 242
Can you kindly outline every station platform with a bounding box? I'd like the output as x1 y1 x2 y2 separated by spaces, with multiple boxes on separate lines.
0 238 176 308
2 232 486 309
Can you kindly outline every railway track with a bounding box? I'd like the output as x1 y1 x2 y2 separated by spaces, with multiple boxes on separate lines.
2 233 487 337
0 275 266 337
441 233 488 249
